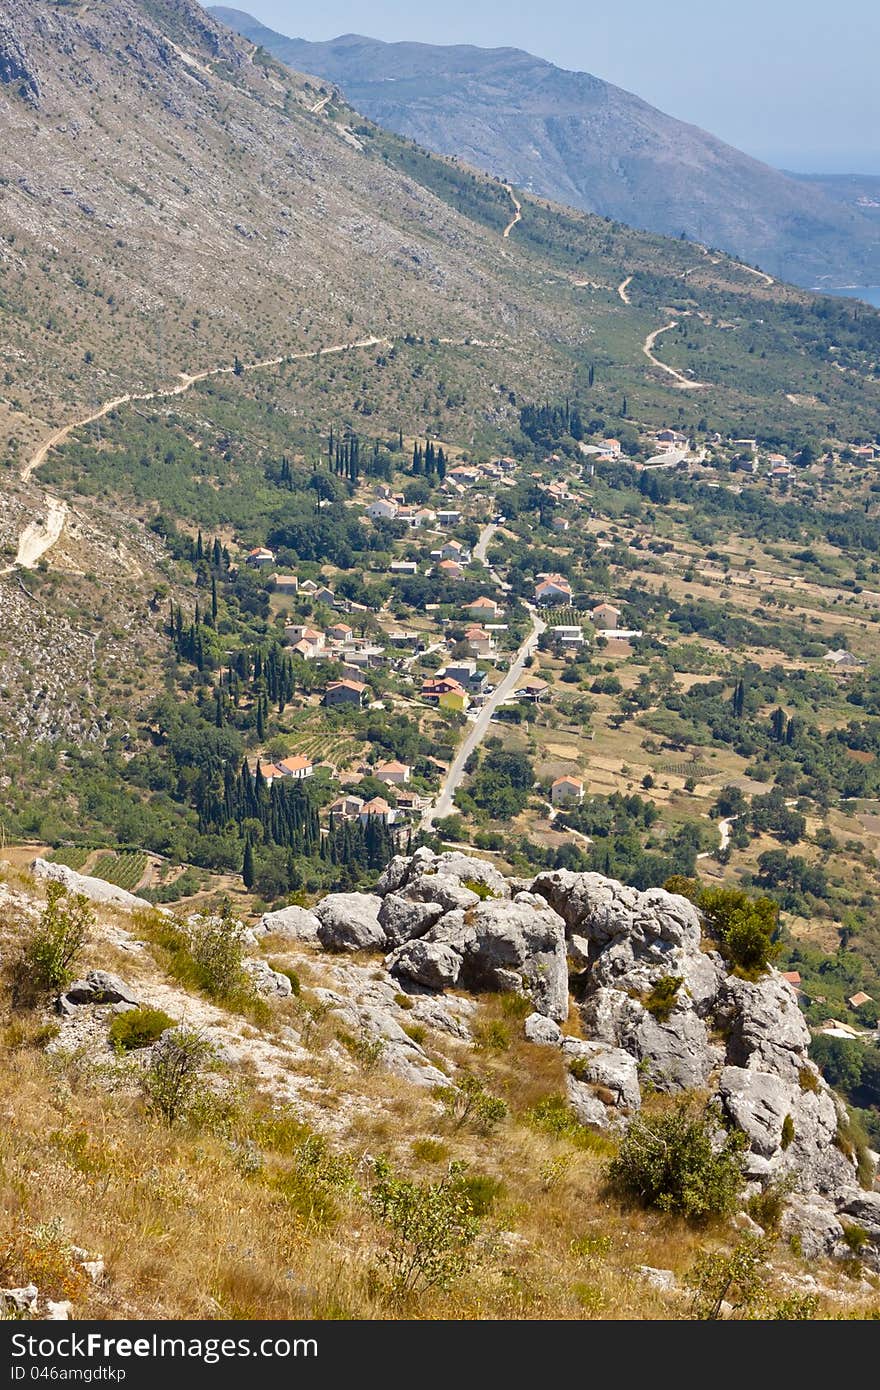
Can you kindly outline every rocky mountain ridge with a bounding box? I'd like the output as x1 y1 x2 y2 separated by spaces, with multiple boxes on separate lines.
211 7 880 289
24 847 880 1275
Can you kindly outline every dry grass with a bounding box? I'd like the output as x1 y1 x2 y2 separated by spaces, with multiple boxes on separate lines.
0 870 877 1320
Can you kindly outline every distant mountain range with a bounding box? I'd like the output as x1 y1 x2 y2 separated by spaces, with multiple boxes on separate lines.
210 7 880 291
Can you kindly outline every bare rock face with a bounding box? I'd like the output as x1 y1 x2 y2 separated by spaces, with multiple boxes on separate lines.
0 20 40 106
314 892 385 952
716 974 812 1079
59 970 138 1011
376 847 509 901
305 852 878 1261
378 894 445 947
255 904 321 943
386 938 462 990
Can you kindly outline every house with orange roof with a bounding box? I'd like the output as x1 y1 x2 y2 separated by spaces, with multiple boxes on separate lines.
467 595 503 621
359 796 394 825
465 625 494 656
437 559 464 580
245 546 275 569
275 754 314 780
551 774 585 806
535 574 573 605
374 759 411 785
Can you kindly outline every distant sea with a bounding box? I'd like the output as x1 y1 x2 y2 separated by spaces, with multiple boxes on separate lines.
822 286 880 308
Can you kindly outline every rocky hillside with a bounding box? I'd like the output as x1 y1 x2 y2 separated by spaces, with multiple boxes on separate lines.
1 849 877 1320
212 8 880 289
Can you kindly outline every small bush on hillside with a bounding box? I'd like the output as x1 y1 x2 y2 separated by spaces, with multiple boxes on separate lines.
368 1158 480 1301
268 961 300 995
13 883 92 1004
143 1027 213 1126
437 1074 507 1133
798 1066 820 1093
474 1019 511 1052
606 1100 745 1221
411 1138 449 1164
834 1111 874 1188
109 1006 174 1052
685 1234 770 1319
643 975 684 1022
0 1218 88 1305
188 909 251 998
461 878 498 901
689 886 780 980
781 1114 795 1149
841 1222 869 1254
747 1174 795 1235
524 1095 616 1154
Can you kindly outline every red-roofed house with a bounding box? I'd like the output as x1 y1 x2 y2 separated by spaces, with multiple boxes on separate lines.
550 774 585 806
535 574 573 605
323 679 368 707
275 755 314 780
375 760 411 785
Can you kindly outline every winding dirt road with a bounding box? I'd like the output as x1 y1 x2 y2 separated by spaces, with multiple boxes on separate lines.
739 263 774 287
502 184 522 241
697 815 738 861
642 322 706 390
617 275 633 304
7 336 390 572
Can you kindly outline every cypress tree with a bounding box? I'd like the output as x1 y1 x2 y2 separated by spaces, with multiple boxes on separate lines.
242 837 255 889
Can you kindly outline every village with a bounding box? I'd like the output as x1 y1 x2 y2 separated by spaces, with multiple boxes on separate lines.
219 416 874 849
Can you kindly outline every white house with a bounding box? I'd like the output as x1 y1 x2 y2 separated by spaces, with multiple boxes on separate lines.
551 625 586 646
551 774 585 806
368 497 399 521
374 760 411 785
274 755 314 780
535 574 573 605
246 547 275 569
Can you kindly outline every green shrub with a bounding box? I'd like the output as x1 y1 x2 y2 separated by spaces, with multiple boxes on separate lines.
474 1019 511 1052
747 1174 795 1234
437 1074 507 1133
403 1023 427 1046
368 1158 480 1301
606 1100 745 1221
835 1111 874 1189
696 887 780 979
339 1027 386 1072
499 991 533 1021
461 878 498 901
460 1172 503 1216
108 1006 174 1052
271 1133 353 1230
798 1066 820 1093
13 883 92 1004
143 1027 214 1126
394 992 414 1011
524 1095 616 1154
685 1234 770 1319
188 909 250 998
841 1222 869 1254
781 1114 795 1150
644 975 684 1022
411 1138 449 1164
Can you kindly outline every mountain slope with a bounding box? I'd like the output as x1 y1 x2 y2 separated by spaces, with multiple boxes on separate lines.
210 7 880 290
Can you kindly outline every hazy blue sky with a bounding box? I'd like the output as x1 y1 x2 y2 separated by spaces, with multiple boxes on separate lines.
234 1 880 173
